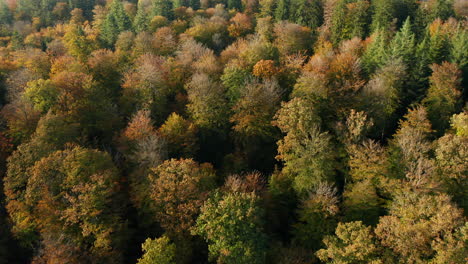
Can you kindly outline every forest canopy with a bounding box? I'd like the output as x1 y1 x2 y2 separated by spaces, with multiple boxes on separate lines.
0 0 467 263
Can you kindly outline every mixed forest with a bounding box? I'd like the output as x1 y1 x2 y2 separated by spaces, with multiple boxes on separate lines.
0 0 467 263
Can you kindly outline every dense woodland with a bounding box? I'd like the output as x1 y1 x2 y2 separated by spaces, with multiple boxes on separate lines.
0 0 467 263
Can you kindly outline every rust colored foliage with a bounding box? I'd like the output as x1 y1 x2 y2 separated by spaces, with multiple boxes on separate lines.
149 159 217 235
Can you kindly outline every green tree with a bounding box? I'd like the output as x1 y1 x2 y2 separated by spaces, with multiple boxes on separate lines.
87 49 122 99
291 0 324 29
227 0 242 10
317 221 388 264
137 235 176 264
361 29 389 75
151 0 174 19
293 183 339 250
0 1 13 24
63 24 95 61
450 26 467 76
23 79 59 113
275 98 336 195
387 17 415 67
100 0 132 47
259 0 275 18
193 191 268 264
68 0 96 18
330 0 371 46
275 0 290 22
133 3 149 32
221 65 252 104
343 179 383 225
370 0 418 31
370 0 397 31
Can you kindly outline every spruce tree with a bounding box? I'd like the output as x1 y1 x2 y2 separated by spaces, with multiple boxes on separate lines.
370 0 397 31
291 0 324 29
100 0 132 47
0 1 12 25
134 2 150 32
228 0 242 10
275 0 289 22
151 0 174 19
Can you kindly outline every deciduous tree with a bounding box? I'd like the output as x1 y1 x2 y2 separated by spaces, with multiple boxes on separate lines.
193 191 268 264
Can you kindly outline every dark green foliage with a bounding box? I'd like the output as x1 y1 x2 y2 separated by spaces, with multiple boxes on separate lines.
100 0 132 47
291 0 324 29
152 0 174 19
330 0 371 46
275 0 289 22
193 191 268 264
0 1 12 25
228 0 242 10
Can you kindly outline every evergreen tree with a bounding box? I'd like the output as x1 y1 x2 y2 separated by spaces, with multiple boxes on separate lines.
330 0 371 46
68 0 95 18
361 29 389 75
275 0 289 22
291 0 324 29
259 0 275 18
227 0 242 10
151 0 174 19
0 1 13 25
134 2 150 32
388 18 415 66
100 0 132 47
370 0 397 31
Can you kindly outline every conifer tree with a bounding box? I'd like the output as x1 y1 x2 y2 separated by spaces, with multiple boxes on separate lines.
291 0 324 29
387 17 415 66
370 0 396 31
330 0 371 46
0 1 13 25
227 0 242 10
100 0 132 47
151 0 173 19
259 0 275 18
275 0 289 22
134 2 150 32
